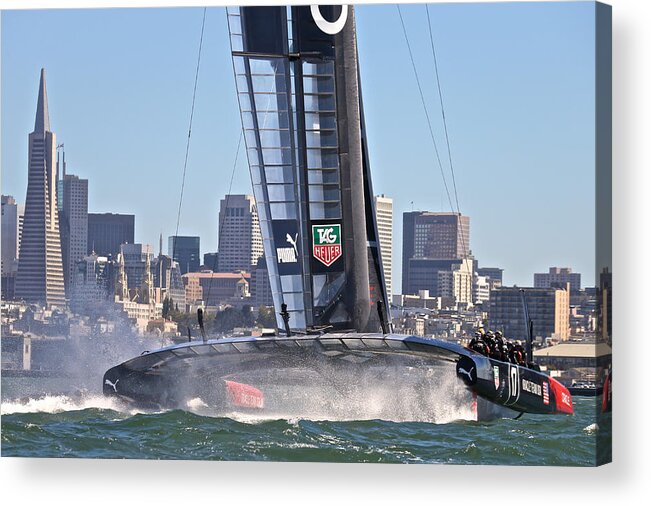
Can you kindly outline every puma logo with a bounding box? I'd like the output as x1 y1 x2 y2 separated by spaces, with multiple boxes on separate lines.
104 378 120 392
458 366 474 381
286 233 298 256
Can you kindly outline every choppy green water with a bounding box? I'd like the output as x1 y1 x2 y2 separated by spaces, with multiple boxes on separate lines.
1 394 610 465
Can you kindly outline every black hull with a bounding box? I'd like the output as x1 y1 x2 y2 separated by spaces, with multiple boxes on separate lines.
103 334 572 421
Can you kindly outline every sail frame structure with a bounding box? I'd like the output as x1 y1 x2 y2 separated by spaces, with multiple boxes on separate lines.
228 5 389 333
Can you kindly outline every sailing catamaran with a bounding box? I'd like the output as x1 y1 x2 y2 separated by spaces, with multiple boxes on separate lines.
103 5 573 421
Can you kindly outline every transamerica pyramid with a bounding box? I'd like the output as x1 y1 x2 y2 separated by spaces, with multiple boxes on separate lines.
15 68 66 307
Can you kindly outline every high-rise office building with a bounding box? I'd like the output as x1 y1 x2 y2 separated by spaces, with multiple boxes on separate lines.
476 267 503 286
120 243 154 290
406 257 473 305
87 213 135 257
1 196 20 300
534 267 581 294
203 252 218 270
168 236 200 275
374 194 393 298
488 285 570 342
153 254 186 308
402 211 470 296
15 69 66 307
1 196 20 275
60 174 88 292
250 256 273 307
217 194 263 273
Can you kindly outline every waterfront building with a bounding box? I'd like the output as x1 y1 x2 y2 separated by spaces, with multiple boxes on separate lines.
15 69 66 307
374 194 393 298
401 211 470 296
60 174 88 292
168 235 200 274
182 271 251 307
534 266 581 294
488 284 570 342
217 194 263 273
87 213 135 257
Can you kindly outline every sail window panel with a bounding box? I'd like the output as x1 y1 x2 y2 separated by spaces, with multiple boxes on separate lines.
235 75 250 93
256 110 290 130
259 219 273 243
257 129 292 149
288 310 306 330
309 202 341 220
256 200 269 222
240 8 286 55
306 148 339 169
267 184 295 202
226 6 240 15
305 130 338 149
308 184 340 203
312 272 346 308
270 202 297 220
230 34 244 52
249 74 287 93
227 14 242 35
307 168 339 185
248 58 287 76
240 111 255 129
249 165 263 185
304 112 337 130
246 147 263 167
280 275 303 293
252 183 265 203
238 92 253 111
233 56 247 76
302 76 335 94
261 148 293 165
303 94 336 112
302 61 335 76
253 92 289 112
282 292 305 312
265 165 294 184
244 129 259 149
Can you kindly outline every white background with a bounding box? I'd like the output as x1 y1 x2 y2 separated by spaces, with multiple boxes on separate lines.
1 0 649 503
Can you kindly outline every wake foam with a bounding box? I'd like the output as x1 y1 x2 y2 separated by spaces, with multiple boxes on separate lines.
1 393 139 416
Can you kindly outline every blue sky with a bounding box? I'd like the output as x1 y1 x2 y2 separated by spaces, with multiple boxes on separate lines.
1 2 597 288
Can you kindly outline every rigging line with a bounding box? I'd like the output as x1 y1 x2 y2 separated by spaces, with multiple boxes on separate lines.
425 5 471 283
396 4 454 214
172 7 207 268
426 4 461 217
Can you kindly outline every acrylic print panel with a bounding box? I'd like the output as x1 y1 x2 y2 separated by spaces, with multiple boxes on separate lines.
1 1 611 466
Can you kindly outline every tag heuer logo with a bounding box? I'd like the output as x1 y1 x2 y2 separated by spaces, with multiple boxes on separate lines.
312 224 342 267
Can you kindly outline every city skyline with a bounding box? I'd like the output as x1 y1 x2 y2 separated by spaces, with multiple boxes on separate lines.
1 3 599 288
